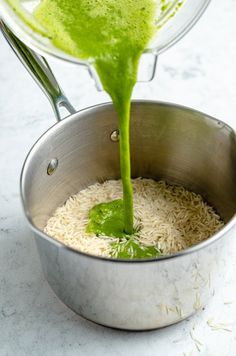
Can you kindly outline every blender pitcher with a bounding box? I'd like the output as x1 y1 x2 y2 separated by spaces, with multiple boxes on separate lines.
0 0 211 89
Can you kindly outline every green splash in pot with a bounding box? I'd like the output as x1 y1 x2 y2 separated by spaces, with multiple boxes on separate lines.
87 199 161 259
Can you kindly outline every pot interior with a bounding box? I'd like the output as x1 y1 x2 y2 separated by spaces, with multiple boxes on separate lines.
21 101 236 233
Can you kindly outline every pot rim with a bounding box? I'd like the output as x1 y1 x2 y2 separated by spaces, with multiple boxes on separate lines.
20 100 236 264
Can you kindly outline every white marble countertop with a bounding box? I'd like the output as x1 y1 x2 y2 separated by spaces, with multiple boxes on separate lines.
1 0 236 355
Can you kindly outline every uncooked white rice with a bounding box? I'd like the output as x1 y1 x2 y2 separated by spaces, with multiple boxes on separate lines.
44 179 224 258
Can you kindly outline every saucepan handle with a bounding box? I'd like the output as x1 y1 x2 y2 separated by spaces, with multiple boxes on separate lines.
0 20 76 121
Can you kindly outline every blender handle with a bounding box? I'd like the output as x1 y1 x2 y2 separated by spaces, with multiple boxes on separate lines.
0 21 76 121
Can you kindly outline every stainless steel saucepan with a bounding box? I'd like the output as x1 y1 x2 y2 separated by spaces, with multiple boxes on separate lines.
2 23 236 330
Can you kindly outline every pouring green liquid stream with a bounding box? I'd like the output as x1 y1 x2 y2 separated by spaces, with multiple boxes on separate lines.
8 0 167 257
33 0 156 235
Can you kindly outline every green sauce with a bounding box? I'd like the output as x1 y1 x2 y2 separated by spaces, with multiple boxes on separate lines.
87 199 128 239
87 199 160 258
111 239 160 259
8 0 168 258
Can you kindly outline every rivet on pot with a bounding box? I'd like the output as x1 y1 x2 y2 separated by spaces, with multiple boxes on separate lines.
47 158 58 175
110 129 119 142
